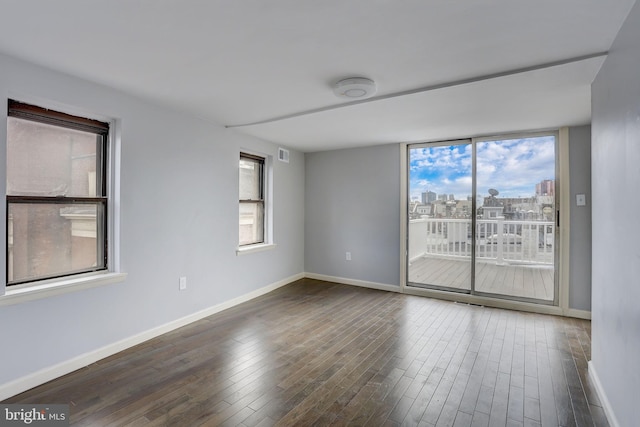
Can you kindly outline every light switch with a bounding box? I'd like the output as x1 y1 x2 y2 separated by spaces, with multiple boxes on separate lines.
576 194 586 206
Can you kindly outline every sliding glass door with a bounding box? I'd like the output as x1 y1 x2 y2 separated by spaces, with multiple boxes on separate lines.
407 140 472 292
407 133 558 305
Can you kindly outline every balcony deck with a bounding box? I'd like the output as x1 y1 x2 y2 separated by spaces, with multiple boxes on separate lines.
408 256 554 301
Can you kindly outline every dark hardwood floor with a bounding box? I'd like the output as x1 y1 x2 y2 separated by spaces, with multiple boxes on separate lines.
4 279 607 426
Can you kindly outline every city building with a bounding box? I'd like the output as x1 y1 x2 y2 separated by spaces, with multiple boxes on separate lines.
536 179 555 196
421 190 436 204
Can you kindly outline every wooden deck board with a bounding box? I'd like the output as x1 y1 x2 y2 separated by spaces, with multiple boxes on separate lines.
409 257 554 301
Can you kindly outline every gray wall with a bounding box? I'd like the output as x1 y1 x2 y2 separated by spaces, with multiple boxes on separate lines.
568 125 592 311
305 144 400 286
0 53 305 386
591 1 640 424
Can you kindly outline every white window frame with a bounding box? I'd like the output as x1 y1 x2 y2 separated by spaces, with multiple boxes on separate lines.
0 99 126 306
237 150 275 255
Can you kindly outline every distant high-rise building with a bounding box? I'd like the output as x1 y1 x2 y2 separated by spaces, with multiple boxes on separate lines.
421 191 437 204
536 179 555 196
438 194 448 201
449 194 455 201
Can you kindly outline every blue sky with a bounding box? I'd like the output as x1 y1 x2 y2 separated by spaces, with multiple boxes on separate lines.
409 136 555 201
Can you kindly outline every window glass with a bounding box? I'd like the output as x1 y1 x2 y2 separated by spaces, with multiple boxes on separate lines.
8 202 105 283
239 153 265 246
7 118 101 197
239 202 264 246
239 157 262 200
7 100 108 285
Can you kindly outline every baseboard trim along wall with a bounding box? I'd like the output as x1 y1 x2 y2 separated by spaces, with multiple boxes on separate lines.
304 272 401 294
588 361 619 427
304 272 591 320
0 272 304 401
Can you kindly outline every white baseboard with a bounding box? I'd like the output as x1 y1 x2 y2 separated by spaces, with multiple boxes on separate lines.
304 273 592 320
0 272 304 401
304 272 401 293
588 361 619 427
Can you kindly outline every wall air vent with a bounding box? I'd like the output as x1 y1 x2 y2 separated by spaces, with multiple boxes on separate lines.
278 147 290 163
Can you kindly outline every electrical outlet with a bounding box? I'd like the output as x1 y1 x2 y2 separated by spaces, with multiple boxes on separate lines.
179 276 187 291
346 252 351 261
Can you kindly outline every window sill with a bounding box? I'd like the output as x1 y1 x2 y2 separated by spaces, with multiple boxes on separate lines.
236 243 277 256
0 272 127 306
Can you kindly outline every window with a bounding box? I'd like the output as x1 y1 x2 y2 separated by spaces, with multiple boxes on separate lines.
6 100 109 286
239 153 265 246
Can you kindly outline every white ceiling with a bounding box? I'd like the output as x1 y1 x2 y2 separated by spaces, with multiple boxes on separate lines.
0 0 635 152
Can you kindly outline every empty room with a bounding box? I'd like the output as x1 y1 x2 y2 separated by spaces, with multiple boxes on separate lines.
0 1 639 426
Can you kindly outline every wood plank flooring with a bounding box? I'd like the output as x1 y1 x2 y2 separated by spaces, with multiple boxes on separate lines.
409 257 555 301
3 279 605 426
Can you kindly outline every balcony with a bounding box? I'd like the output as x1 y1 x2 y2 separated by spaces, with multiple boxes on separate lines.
408 217 555 301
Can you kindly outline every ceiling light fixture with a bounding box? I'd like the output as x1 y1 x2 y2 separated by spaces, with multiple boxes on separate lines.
333 77 377 99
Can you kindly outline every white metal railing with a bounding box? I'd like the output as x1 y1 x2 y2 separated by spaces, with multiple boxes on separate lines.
409 217 554 265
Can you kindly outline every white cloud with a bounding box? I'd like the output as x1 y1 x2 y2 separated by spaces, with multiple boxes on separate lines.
410 136 555 200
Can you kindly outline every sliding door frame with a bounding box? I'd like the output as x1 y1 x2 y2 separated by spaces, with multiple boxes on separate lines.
471 131 560 306
405 139 473 294
401 128 570 315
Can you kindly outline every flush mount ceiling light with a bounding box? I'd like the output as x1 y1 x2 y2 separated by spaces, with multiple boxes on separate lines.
333 77 377 99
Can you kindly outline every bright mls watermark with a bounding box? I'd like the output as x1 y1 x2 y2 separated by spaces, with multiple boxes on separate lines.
0 405 68 426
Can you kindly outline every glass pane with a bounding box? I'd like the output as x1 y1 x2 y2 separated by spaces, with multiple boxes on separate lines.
475 136 555 301
7 117 102 197
8 202 105 284
408 142 472 291
239 157 262 200
239 202 264 245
